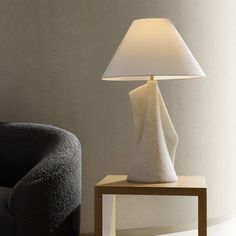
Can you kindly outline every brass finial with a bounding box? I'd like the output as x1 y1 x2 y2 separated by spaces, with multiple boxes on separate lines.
150 75 155 80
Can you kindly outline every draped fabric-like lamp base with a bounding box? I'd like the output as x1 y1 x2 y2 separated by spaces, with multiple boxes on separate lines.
127 79 178 183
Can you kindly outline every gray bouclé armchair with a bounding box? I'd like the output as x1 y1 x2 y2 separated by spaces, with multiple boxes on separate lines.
0 122 81 236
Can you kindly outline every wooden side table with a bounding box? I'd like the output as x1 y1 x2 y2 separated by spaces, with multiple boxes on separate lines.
94 175 207 236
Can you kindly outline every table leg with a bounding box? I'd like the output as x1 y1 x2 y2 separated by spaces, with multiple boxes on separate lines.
94 190 116 236
198 189 207 236
103 195 116 236
94 188 102 236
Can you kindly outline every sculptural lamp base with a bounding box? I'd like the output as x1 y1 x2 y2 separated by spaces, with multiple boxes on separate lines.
127 79 179 183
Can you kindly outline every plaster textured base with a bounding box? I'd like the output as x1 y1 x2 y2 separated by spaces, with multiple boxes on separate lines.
128 80 178 183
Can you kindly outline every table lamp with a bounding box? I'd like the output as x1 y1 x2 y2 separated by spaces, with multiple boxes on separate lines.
102 18 205 183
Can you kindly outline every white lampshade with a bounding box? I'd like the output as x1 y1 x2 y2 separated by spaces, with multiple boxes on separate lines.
102 18 205 81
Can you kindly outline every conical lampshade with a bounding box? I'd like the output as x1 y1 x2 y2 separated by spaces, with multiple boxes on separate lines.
102 18 205 81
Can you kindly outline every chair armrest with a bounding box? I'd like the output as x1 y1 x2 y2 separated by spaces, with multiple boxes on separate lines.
8 136 81 235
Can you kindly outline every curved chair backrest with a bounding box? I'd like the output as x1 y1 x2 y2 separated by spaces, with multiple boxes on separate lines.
0 122 61 187
0 122 81 236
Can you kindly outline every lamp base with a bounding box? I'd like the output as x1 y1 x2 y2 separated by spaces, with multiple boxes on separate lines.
127 80 178 183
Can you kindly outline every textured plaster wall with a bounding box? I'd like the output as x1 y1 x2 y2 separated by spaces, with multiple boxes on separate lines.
0 0 236 233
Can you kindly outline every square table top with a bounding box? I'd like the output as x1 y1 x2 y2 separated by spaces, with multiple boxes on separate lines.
95 175 206 196
96 175 206 188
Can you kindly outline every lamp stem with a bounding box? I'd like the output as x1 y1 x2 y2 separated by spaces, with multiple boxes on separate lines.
150 75 155 81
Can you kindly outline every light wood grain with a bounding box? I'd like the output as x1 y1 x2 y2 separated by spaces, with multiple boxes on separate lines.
94 188 102 236
96 175 206 188
94 175 207 236
102 195 116 236
198 189 207 236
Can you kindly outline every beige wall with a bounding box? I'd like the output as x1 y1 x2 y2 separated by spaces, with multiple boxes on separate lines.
1 0 236 234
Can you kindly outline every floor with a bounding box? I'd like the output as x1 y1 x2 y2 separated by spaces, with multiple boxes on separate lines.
158 217 236 236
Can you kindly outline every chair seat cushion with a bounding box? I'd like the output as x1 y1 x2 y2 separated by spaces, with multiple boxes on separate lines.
0 186 15 236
